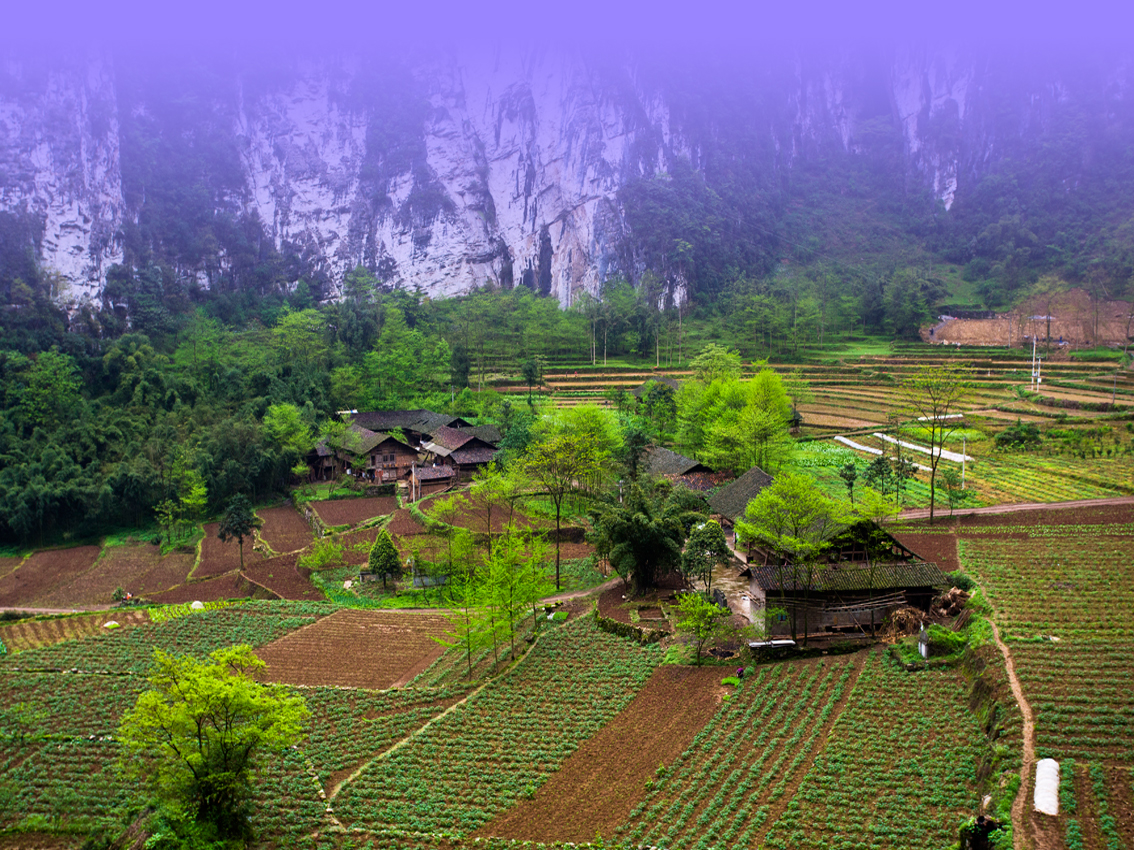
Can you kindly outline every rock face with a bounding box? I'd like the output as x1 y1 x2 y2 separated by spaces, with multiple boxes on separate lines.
0 48 1129 304
0 55 126 302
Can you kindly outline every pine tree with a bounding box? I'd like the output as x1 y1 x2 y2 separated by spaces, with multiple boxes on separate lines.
368 530 402 589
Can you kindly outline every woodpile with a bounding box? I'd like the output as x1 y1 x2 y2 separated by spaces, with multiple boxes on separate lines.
932 587 970 617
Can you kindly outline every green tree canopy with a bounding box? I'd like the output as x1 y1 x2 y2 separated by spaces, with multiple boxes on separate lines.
681 519 731 592
118 645 308 837
590 480 704 595
368 529 402 589
217 494 255 570
674 591 733 665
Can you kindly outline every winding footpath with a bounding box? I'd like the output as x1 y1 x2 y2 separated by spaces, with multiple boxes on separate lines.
989 620 1037 850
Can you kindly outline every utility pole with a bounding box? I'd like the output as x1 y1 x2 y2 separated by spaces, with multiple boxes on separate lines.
962 435 966 490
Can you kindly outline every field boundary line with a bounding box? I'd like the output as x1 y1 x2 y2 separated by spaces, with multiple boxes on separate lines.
899 495 1134 521
186 528 204 581
753 649 870 847
326 614 577 801
989 620 1035 850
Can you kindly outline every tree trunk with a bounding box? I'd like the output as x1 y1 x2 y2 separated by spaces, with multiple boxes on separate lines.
554 500 562 591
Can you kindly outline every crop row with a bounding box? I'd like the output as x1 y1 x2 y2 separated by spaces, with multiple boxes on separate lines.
1011 641 1134 762
147 598 240 624
0 671 146 739
620 656 858 850
301 684 472 787
972 456 1124 503
0 739 127 830
333 616 661 835
762 650 983 850
959 535 1134 637
2 602 326 673
1059 759 1131 850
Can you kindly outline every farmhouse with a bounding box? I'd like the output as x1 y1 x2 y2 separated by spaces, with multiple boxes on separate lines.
310 425 418 482
644 447 711 479
421 425 499 480
742 525 947 636
410 464 458 498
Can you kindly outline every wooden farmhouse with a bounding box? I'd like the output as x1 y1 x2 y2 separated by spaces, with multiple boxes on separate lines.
410 464 458 498
421 425 498 481
741 526 948 637
309 425 417 483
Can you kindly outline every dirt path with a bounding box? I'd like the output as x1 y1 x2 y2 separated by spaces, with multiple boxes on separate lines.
899 495 1134 521
989 620 1036 850
541 576 622 604
478 665 726 842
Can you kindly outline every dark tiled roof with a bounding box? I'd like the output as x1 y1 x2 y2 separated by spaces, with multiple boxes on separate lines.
346 425 412 456
351 409 471 436
674 470 733 492
455 424 502 445
748 561 948 593
645 447 710 477
452 446 498 465
430 425 475 451
708 466 774 520
415 465 455 481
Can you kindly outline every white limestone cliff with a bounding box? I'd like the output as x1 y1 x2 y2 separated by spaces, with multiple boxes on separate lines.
0 49 1120 305
0 55 125 302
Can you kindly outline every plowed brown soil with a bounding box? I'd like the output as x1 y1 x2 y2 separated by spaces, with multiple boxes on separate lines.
0 557 22 579
257 505 315 553
196 523 249 577
242 553 323 601
32 543 193 607
151 572 249 603
314 497 399 528
889 532 961 573
339 526 382 565
426 493 551 533
257 608 450 689
0 546 102 607
479 665 724 843
387 509 427 537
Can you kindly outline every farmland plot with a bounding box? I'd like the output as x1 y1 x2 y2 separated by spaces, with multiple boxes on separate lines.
333 615 661 836
257 609 450 689
195 522 251 577
0 546 102 607
957 520 1134 844
32 543 194 607
1 602 325 673
314 496 399 528
242 552 324 601
621 655 864 850
0 609 150 652
302 685 471 791
483 665 726 843
256 505 315 553
958 531 1134 639
763 651 984 850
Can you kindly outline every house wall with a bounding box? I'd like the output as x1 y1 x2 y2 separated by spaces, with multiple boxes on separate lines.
363 444 419 481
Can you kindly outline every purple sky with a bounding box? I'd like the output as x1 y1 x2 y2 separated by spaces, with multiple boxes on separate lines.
3 0 1131 57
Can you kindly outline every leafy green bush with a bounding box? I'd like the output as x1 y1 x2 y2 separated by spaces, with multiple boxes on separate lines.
947 570 976 591
995 419 1041 450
